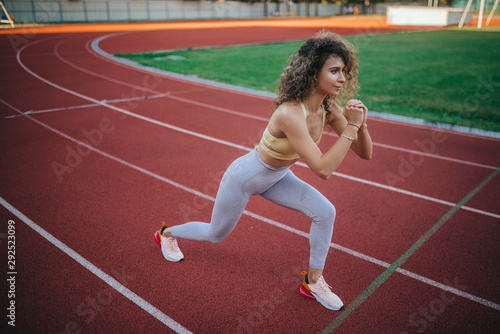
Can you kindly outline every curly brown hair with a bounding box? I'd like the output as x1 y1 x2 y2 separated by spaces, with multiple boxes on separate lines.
274 31 359 122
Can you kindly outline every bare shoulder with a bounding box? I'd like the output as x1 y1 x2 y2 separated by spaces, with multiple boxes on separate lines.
274 102 303 119
272 102 305 128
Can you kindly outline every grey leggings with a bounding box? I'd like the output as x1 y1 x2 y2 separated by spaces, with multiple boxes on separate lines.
171 148 336 269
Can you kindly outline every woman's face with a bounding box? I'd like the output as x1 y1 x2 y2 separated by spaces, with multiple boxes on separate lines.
316 55 346 97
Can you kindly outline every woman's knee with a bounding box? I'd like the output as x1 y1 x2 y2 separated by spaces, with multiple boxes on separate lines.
208 235 225 244
317 201 336 224
207 228 230 244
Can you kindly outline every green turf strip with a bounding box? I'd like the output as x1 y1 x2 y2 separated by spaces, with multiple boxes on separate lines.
116 30 500 132
320 167 500 333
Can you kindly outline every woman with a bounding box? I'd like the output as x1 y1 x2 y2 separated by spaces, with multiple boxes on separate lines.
154 31 372 311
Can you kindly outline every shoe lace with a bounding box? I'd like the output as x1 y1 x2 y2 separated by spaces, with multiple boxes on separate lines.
317 276 332 293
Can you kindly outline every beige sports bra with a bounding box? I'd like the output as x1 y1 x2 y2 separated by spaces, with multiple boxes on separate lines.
259 102 325 160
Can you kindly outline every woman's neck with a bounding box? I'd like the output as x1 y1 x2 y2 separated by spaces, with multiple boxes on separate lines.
302 92 327 115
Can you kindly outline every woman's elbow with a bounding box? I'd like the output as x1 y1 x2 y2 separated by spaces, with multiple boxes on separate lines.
358 148 373 160
361 152 373 160
320 173 332 180
366 149 373 160
316 168 332 180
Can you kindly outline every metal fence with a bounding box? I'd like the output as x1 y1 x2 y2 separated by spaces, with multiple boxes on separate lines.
453 0 496 10
2 0 388 24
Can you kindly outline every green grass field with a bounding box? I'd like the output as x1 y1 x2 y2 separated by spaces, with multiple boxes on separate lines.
116 30 500 132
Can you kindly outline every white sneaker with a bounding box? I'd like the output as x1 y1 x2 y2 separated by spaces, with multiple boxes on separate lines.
153 222 184 262
301 274 343 311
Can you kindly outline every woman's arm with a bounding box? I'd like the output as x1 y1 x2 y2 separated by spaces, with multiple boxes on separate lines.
278 103 364 180
350 125 372 160
329 100 373 160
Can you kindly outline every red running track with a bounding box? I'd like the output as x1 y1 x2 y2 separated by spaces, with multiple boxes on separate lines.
1 22 499 334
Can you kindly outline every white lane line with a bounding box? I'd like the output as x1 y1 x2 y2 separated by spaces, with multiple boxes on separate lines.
1 94 166 119
71 38 271 122
322 131 497 170
88 32 277 101
325 171 500 219
0 197 193 334
15 38 500 219
363 140 497 170
17 40 251 153
397 268 500 311
92 32 500 141
367 111 500 141
2 97 498 312
72 36 500 171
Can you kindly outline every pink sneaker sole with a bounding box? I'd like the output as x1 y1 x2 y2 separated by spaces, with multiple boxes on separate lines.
153 231 161 249
299 285 316 300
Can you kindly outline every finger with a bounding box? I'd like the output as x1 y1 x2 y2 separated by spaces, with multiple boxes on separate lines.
350 103 365 111
356 104 368 113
